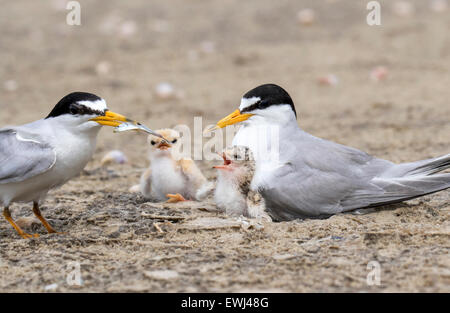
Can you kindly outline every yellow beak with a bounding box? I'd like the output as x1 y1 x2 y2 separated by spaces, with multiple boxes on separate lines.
206 109 254 133
90 111 130 127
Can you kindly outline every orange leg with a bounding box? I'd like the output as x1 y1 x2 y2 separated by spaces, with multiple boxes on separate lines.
32 202 61 234
3 207 39 239
166 193 187 203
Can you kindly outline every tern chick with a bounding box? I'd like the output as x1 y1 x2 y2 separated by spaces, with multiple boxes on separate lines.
213 146 271 221
138 128 209 202
0 92 153 238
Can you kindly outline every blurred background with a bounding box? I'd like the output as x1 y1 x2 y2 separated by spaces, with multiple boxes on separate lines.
0 0 449 166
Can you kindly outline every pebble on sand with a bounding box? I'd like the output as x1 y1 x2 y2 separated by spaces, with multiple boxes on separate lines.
144 270 179 281
129 184 141 193
44 283 58 291
95 61 111 76
3 80 18 92
119 20 137 37
154 82 184 100
370 66 388 82
101 150 128 166
297 9 316 26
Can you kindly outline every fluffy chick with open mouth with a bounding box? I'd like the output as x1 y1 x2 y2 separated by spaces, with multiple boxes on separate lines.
213 146 271 221
138 128 209 202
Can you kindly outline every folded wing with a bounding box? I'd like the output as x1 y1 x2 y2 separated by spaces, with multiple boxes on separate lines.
0 129 56 184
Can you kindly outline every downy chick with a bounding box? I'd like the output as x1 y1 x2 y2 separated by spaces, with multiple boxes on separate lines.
138 128 208 202
214 146 271 221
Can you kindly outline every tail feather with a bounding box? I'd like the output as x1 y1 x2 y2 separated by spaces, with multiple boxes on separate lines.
401 154 450 176
343 154 450 210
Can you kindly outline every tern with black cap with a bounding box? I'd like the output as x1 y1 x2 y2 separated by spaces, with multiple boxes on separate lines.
209 84 450 221
0 92 162 238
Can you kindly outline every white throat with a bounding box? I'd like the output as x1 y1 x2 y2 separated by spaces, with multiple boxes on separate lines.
232 105 298 188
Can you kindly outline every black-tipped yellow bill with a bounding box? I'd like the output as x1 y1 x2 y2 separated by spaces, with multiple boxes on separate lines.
205 109 253 133
90 111 130 127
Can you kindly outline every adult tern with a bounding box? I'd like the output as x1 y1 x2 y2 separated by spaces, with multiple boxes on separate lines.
0 92 161 238
210 84 450 221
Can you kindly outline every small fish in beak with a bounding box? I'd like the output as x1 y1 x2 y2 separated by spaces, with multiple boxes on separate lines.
114 121 167 141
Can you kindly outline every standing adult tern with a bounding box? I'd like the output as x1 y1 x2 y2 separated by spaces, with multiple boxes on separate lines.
210 84 450 221
0 92 161 238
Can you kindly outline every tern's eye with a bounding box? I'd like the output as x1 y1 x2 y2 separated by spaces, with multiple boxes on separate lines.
150 140 156 145
69 104 79 115
171 139 177 144
234 154 239 159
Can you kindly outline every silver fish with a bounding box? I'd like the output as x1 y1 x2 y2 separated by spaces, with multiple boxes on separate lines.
114 122 166 141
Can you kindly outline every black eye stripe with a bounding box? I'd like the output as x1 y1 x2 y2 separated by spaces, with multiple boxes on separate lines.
240 100 262 114
68 104 105 116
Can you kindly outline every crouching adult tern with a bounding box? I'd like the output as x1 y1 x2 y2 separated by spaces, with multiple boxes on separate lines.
0 92 161 238
209 84 450 221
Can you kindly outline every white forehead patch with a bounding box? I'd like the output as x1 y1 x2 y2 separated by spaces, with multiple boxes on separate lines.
239 97 261 111
77 99 107 112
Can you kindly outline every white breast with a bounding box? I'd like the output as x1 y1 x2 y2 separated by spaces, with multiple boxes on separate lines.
0 119 100 206
150 157 187 201
214 172 247 216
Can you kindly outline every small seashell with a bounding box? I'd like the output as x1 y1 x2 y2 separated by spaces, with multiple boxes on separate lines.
318 74 339 86
144 270 179 281
119 20 137 37
393 1 415 17
44 283 58 291
370 66 388 82
129 184 141 193
155 82 176 100
95 61 111 76
3 80 18 92
101 150 128 166
430 0 448 12
297 9 316 26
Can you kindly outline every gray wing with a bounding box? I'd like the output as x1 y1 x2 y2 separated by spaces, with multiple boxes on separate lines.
260 131 450 221
0 129 56 184
259 131 392 220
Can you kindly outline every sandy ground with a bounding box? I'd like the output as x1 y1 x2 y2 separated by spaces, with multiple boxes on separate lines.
0 0 449 292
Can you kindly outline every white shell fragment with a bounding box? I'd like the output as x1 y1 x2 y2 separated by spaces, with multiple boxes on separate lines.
119 20 137 37
144 270 179 281
101 150 128 166
129 184 141 193
44 283 58 291
155 82 176 100
3 80 18 92
297 9 316 25
95 61 111 76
